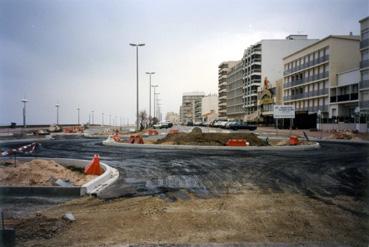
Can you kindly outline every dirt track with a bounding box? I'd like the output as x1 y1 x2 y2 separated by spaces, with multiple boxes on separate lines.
15 190 368 246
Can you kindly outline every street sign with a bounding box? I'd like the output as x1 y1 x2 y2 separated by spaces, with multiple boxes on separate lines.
273 105 295 119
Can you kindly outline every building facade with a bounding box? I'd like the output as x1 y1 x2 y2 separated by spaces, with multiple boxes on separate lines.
165 112 180 124
360 17 369 120
179 92 205 124
242 35 319 121
226 61 244 119
330 68 360 120
218 61 238 118
201 94 218 122
257 78 284 125
283 35 360 128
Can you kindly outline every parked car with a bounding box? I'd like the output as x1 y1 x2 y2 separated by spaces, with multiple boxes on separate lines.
153 121 173 129
186 121 194 126
227 121 257 131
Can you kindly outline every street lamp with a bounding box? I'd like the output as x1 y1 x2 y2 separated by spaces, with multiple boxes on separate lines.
102 112 104 126
55 103 60 125
129 42 145 130
21 98 28 128
146 72 155 124
91 110 95 125
77 107 80 125
154 92 160 119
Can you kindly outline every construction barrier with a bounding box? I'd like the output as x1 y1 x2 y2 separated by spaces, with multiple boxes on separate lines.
289 135 299 145
168 129 179 134
146 129 159 136
226 139 249 146
128 134 144 144
84 154 103 175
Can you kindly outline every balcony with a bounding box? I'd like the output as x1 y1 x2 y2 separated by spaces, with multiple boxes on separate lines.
360 59 369 69
297 105 328 113
360 39 369 49
360 80 369 89
284 55 329 76
284 72 329 88
330 93 358 103
284 88 328 101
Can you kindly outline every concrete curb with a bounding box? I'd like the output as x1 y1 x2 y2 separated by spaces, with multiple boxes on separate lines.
0 157 119 196
257 135 369 144
102 139 320 151
0 135 53 145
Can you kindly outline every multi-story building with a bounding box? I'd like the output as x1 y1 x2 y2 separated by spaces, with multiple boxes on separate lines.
201 94 218 122
179 92 205 124
359 17 369 120
330 68 360 120
165 112 180 124
226 61 244 119
283 35 360 128
218 61 238 118
242 35 318 121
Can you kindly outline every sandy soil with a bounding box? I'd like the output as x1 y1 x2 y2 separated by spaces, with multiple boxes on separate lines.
14 190 368 246
155 131 266 146
0 159 96 186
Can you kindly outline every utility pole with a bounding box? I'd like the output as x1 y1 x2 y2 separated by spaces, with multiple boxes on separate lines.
21 98 28 128
77 107 80 125
55 103 60 125
102 112 104 126
91 110 95 125
146 72 155 124
129 42 145 131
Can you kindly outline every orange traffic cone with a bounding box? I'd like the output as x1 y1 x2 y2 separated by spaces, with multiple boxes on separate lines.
84 154 103 175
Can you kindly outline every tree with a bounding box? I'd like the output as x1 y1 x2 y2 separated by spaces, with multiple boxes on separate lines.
139 110 148 130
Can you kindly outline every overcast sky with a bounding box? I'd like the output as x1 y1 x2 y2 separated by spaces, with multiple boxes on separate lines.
0 0 368 125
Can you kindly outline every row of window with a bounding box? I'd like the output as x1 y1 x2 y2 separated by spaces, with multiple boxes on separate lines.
284 46 329 73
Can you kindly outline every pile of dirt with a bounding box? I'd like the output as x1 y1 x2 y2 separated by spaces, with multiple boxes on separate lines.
155 130 267 146
328 130 353 140
17 191 369 246
0 159 96 186
15 215 72 241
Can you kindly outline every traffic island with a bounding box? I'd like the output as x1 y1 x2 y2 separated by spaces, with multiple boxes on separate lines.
103 129 320 151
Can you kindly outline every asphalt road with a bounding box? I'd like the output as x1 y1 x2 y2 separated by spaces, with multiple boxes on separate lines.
2 136 368 208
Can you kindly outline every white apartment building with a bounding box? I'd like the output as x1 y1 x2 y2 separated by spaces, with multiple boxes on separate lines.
359 17 369 117
201 94 218 122
283 35 360 128
242 35 319 120
218 61 238 118
226 61 244 119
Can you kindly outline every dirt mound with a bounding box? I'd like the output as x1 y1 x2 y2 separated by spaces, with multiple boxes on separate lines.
15 215 71 242
156 132 266 146
0 159 96 186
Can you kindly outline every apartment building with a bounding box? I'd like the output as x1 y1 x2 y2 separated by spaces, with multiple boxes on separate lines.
242 35 318 121
360 17 369 116
201 94 218 122
330 68 360 120
179 92 205 124
218 61 238 118
226 61 244 119
165 112 180 124
283 35 360 128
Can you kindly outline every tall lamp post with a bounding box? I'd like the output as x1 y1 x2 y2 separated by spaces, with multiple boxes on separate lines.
55 103 60 125
77 107 80 125
152 85 158 119
21 98 28 128
129 42 145 130
154 92 160 119
102 112 104 126
146 72 155 124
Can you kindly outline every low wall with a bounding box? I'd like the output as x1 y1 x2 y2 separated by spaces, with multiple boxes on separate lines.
0 157 119 197
320 123 368 133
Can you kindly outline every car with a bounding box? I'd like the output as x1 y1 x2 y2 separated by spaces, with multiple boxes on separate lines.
153 121 173 129
227 121 257 131
186 121 194 126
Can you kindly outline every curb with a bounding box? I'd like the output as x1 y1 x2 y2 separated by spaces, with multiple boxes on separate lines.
0 135 53 145
0 157 119 196
102 139 320 151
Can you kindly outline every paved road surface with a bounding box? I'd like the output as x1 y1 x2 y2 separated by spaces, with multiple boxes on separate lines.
2 136 368 213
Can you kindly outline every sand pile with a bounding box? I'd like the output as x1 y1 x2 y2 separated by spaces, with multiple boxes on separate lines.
0 159 96 186
156 128 266 146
